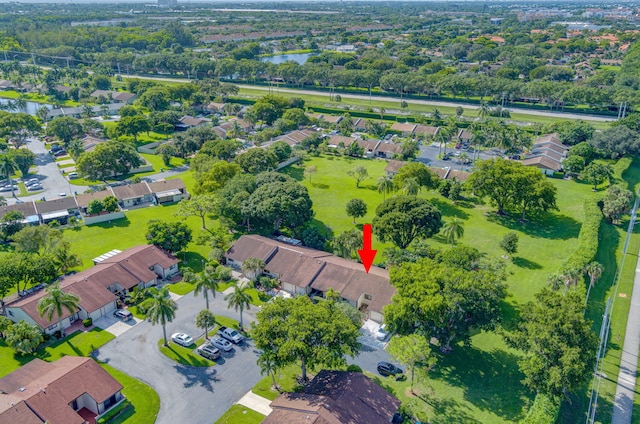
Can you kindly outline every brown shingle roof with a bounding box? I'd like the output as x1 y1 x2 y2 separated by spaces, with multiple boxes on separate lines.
265 371 400 424
147 178 186 194
390 122 417 133
111 92 135 103
0 357 122 424
375 142 403 154
226 236 394 314
75 188 116 209
0 201 37 218
179 115 208 127
357 139 380 152
385 160 406 174
99 244 178 276
447 169 470 182
415 125 439 136
522 155 562 171
111 182 151 200
327 135 356 147
34 197 78 214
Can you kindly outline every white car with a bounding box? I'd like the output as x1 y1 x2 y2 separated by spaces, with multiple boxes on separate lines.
376 324 390 341
171 332 194 347
210 335 233 352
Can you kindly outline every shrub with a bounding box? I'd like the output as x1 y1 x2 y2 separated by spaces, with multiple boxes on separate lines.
346 364 362 372
561 198 603 273
83 318 92 327
520 393 559 424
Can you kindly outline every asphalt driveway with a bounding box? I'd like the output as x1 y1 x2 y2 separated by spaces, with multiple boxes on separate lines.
95 291 262 424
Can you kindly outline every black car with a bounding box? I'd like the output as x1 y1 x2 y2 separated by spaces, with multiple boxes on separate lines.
377 361 404 377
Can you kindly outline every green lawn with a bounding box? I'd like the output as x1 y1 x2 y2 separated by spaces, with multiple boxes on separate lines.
214 404 265 424
157 339 216 367
0 328 115 378
100 363 160 424
252 362 304 401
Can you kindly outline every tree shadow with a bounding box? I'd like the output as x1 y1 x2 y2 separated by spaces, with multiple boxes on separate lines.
429 397 482 424
282 165 304 181
430 346 529 421
91 216 131 228
621 156 640 193
486 212 580 240
311 182 329 189
173 363 219 392
181 252 207 270
428 197 470 219
511 257 542 269
499 300 522 332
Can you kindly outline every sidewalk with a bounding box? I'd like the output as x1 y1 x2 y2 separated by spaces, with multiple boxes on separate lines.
236 390 273 416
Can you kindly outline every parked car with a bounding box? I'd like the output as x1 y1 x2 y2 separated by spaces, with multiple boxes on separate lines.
68 172 79 179
210 335 233 352
25 178 39 186
27 184 43 191
0 185 17 192
113 309 133 322
217 326 243 344
376 324 390 341
53 149 67 157
171 332 194 347
58 192 67 197
197 344 220 360
377 361 404 378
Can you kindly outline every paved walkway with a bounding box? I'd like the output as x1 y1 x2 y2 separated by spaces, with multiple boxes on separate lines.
612 196 640 424
236 390 273 416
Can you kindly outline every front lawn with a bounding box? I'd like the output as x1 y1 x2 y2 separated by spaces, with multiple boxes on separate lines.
0 328 115 378
100 363 160 424
214 404 265 424
157 339 215 367
252 363 304 401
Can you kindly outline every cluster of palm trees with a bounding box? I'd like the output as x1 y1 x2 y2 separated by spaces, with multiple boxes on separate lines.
547 261 604 304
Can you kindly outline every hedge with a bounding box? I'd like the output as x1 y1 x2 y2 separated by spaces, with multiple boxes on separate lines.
560 197 603 273
520 394 559 424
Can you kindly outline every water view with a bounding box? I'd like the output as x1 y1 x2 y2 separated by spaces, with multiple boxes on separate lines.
260 52 316 65
0 98 52 116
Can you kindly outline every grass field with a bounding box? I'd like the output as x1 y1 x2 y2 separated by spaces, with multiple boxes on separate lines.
214 404 265 424
0 328 115 378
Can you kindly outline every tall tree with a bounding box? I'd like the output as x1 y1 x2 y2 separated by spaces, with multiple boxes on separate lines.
224 281 252 330
37 284 80 337
347 166 369 188
9 148 35 178
377 175 394 200
579 162 613 190
146 287 178 346
252 296 360 381
45 116 83 146
333 229 362 259
146 219 192 254
584 262 604 305
384 255 506 352
242 257 266 281
505 288 597 398
388 334 436 393
345 198 367 224
175 195 217 230
373 196 442 249
195 309 217 340
441 217 465 246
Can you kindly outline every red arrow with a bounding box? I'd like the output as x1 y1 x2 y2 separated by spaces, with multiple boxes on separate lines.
357 224 377 273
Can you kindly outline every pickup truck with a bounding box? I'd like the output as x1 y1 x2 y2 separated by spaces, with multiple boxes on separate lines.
217 326 243 344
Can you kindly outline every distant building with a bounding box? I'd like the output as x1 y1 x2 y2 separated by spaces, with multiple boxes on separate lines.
158 0 177 6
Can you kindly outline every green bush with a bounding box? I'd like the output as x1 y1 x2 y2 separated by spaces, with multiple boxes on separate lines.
520 393 559 424
346 364 362 372
561 198 603 273
82 318 92 327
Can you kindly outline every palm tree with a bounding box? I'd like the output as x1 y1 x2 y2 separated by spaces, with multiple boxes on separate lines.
402 177 420 196
584 262 604 305
435 126 453 157
0 154 17 192
441 217 465 246
242 257 265 281
478 102 491 120
193 264 221 310
146 287 178 346
37 284 80 337
225 281 252 330
195 309 217 340
377 175 394 200
561 268 582 291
